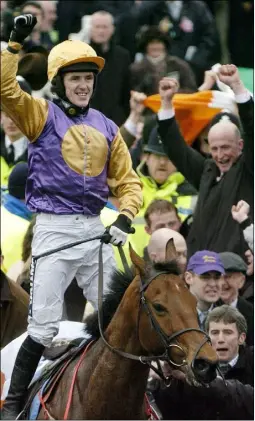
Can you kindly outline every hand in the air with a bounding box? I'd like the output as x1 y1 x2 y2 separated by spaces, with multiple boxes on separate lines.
159 77 179 109
10 14 37 44
199 70 217 91
130 91 147 116
218 64 245 95
231 200 250 224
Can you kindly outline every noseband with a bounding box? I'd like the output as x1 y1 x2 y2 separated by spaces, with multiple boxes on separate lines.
98 244 211 386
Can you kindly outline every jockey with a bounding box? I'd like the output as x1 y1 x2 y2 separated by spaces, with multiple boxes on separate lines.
1 15 142 419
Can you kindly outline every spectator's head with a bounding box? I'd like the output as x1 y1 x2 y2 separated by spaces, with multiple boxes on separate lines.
143 127 176 184
207 112 243 174
137 26 170 60
38 0 57 32
144 199 181 235
205 305 247 363
8 162 28 201
185 251 225 309
48 40 104 109
21 1 44 32
1 77 32 141
18 51 48 91
90 11 114 45
147 228 187 273
219 252 247 305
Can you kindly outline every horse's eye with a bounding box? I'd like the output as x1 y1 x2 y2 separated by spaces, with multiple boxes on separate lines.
152 303 166 314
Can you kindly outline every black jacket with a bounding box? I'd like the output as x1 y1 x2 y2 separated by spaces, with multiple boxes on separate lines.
153 378 254 420
225 345 254 386
237 297 254 346
0 129 28 166
158 98 254 260
90 41 131 126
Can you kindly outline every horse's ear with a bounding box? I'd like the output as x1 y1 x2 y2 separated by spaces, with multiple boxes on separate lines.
165 238 178 261
129 243 146 276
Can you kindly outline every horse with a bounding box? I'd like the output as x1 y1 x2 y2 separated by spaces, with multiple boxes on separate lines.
33 239 218 420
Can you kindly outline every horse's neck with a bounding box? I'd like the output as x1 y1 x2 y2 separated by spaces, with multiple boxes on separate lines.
81 288 149 419
79 337 149 419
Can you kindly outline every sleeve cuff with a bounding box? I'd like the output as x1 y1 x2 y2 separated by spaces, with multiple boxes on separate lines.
123 118 137 137
240 217 252 230
158 108 175 120
235 90 253 103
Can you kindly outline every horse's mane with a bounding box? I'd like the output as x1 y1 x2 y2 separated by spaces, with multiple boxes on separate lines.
85 267 134 338
85 260 181 338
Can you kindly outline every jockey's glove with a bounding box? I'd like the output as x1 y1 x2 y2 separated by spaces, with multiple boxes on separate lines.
10 14 37 44
105 214 135 246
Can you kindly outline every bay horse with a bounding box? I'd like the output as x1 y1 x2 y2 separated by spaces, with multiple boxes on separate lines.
35 240 218 420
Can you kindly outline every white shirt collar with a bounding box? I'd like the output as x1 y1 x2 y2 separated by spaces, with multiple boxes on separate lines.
229 353 239 367
5 135 28 161
230 298 238 308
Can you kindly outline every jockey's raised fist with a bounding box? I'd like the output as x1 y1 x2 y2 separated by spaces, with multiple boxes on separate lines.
10 14 37 44
159 77 179 108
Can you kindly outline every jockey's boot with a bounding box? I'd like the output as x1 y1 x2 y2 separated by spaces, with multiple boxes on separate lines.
1 335 45 420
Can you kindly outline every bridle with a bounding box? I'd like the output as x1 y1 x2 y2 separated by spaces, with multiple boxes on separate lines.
32 233 213 387
97 243 212 386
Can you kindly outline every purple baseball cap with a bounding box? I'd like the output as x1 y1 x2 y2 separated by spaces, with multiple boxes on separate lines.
187 251 225 275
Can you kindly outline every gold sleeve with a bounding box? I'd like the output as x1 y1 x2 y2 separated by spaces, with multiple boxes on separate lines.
107 130 143 220
1 42 49 142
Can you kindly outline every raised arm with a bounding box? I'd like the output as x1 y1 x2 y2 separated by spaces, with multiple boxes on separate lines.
1 15 48 142
217 64 254 174
157 77 205 190
119 90 147 149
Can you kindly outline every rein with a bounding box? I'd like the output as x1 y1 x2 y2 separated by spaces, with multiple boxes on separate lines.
97 244 211 385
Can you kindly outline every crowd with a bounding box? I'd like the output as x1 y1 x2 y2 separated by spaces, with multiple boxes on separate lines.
0 1 254 420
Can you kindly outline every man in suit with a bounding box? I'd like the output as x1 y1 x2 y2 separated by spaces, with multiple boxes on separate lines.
219 251 254 345
206 305 253 386
0 77 31 168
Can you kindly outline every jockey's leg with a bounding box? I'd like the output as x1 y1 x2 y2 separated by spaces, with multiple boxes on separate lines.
1 214 87 419
76 218 116 310
1 336 45 420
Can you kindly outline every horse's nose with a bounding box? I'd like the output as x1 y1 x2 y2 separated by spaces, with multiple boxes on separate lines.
193 358 217 383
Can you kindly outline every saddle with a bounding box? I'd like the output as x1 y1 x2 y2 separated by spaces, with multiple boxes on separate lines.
42 337 85 360
19 337 93 420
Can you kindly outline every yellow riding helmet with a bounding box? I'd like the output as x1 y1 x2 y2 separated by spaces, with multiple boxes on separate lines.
47 40 105 82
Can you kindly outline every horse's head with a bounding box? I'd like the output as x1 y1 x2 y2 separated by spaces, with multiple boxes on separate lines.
129 239 218 386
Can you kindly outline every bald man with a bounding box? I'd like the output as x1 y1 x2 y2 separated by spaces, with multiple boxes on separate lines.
147 228 187 273
157 65 253 273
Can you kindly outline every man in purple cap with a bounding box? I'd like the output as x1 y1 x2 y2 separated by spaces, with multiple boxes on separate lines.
185 250 225 330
